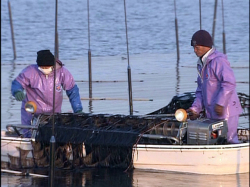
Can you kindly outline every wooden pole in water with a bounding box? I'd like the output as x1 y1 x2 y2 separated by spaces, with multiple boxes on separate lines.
174 0 180 62
64 97 153 101
87 0 93 113
212 0 218 44
50 0 58 186
174 0 180 94
8 0 16 60
199 0 202 29
221 0 226 54
174 0 180 95
87 0 92 99
123 0 133 115
56 32 59 59
1 169 48 177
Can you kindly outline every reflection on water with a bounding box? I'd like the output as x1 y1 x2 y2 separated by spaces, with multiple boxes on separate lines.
1 169 249 187
133 170 250 187
88 100 93 113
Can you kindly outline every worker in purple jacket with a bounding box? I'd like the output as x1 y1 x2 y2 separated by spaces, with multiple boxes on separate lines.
11 50 83 137
187 30 242 144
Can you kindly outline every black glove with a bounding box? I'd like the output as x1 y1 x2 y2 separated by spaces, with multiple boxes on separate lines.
14 91 25 101
215 104 224 116
186 108 199 120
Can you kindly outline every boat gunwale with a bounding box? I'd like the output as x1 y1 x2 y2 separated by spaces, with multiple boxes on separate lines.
1 136 34 142
134 142 250 150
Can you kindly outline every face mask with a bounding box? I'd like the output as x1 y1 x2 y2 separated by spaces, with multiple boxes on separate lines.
38 67 53 75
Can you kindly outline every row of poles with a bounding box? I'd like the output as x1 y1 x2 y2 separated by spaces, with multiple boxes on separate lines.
174 0 226 61
8 0 227 101
7 0 227 186
8 0 228 65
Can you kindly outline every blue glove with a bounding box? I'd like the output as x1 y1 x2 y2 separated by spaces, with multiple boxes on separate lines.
14 91 25 101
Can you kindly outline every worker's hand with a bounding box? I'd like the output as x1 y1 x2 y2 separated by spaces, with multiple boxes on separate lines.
14 91 25 101
215 104 224 116
186 108 199 120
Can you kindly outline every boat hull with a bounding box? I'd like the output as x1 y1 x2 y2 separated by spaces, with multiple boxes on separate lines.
2 131 250 174
1 134 34 169
133 143 249 175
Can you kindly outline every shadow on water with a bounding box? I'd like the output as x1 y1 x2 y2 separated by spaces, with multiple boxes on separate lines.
1 168 134 187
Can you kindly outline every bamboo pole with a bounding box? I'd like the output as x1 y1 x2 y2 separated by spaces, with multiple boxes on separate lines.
75 80 144 83
199 0 202 29
87 0 93 113
221 0 226 54
87 0 92 99
212 0 218 43
63 97 153 101
174 0 180 62
50 0 58 186
1 169 48 178
123 0 133 115
56 32 59 59
8 0 16 60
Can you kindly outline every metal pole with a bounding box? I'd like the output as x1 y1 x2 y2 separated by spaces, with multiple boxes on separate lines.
212 0 218 44
49 0 58 186
221 0 226 54
199 0 202 30
123 0 133 115
174 0 180 62
87 0 92 100
8 0 16 60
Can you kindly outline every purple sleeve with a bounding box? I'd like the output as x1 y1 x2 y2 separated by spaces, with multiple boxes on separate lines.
15 66 32 89
61 67 76 91
213 57 236 107
190 76 203 113
61 67 83 112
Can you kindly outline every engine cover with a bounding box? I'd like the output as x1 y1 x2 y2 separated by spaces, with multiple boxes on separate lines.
187 119 228 145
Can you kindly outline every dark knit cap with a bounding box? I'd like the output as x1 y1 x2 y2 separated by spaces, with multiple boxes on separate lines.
36 50 55 66
191 30 213 48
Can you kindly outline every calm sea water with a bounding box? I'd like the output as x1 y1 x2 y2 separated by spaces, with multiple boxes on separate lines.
1 0 249 186
1 169 250 187
1 0 249 61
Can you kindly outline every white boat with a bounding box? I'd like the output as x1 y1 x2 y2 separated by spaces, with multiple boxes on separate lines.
1 93 249 175
133 137 249 175
2 120 249 175
133 93 249 175
1 131 34 169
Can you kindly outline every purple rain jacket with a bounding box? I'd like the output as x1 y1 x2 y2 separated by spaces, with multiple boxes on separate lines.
11 60 83 126
190 48 242 120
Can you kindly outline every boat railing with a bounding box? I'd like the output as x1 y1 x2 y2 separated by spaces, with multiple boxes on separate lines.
5 124 38 137
141 134 180 144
